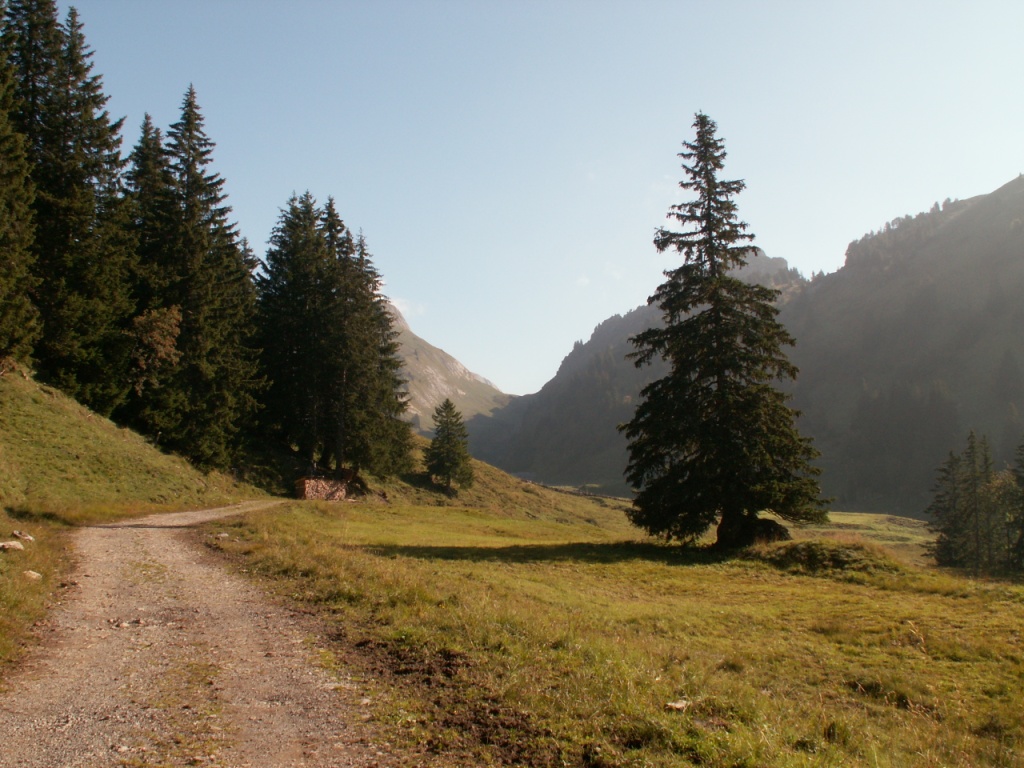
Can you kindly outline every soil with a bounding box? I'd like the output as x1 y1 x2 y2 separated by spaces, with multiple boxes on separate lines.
0 502 402 768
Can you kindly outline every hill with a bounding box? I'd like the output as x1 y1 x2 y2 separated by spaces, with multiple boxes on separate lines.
0 368 250 515
466 177 1024 512
390 305 511 433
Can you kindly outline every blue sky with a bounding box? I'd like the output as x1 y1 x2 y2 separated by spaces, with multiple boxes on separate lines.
60 1 1024 395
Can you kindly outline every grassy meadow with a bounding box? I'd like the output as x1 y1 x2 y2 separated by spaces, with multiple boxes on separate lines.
3 368 1023 766
204 464 1024 768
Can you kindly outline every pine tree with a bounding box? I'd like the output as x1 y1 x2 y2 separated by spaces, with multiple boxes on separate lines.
926 450 968 567
425 398 474 493
0 13 38 365
926 432 1023 575
257 191 332 468
337 231 411 478
3 1 136 413
620 113 826 548
141 86 260 467
256 195 410 480
125 113 176 312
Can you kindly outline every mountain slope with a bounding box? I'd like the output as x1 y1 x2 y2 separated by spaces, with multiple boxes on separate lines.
469 176 1024 512
390 306 510 433
784 175 1024 512
468 251 804 494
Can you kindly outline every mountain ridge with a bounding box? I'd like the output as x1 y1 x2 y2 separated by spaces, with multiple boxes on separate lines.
461 176 1024 512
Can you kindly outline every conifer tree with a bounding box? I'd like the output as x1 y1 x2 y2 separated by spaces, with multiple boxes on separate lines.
257 192 332 467
425 398 474 493
926 449 968 567
257 195 410 480
139 86 260 467
1010 443 1024 572
0 15 38 365
125 113 176 312
926 432 1024 575
2 1 136 412
332 230 411 478
621 113 825 548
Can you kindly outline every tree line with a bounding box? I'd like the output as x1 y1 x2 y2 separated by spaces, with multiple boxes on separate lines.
0 0 410 480
926 432 1024 576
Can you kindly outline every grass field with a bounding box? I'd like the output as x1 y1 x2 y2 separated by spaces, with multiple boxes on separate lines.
204 467 1024 768
4 369 1023 766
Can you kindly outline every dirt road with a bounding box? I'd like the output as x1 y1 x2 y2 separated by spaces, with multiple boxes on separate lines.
0 503 397 767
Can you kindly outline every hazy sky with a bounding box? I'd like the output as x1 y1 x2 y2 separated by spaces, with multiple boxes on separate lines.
58 1 1024 395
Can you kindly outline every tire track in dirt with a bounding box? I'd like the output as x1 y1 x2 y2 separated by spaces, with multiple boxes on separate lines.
0 502 399 767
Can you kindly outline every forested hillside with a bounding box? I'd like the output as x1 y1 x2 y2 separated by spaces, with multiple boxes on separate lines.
785 175 1024 512
472 178 1024 513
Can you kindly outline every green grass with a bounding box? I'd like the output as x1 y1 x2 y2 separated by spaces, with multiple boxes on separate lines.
0 370 260 675
205 471 1024 767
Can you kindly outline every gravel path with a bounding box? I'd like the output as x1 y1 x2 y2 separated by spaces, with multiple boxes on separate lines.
0 503 398 768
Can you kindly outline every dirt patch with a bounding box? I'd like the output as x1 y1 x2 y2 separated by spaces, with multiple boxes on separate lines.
338 635 566 767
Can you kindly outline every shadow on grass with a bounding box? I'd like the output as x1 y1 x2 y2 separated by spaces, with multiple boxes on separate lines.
5 506 73 527
369 540 729 567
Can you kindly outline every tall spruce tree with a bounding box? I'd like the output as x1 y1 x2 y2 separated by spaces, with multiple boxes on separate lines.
926 450 967 567
3 1 136 412
621 113 825 548
125 113 176 312
141 86 260 468
257 195 410 480
116 114 182 420
333 230 411 477
425 398 474 493
257 192 332 467
0 13 38 365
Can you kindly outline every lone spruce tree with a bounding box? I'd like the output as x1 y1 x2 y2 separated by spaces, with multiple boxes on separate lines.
425 398 474 494
621 113 825 548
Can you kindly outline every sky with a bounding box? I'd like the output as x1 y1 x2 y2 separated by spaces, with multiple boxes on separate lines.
57 0 1024 395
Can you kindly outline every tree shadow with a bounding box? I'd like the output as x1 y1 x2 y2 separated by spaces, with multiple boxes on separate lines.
368 540 729 567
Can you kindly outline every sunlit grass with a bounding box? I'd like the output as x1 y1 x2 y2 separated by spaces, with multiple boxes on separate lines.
208 497 1024 767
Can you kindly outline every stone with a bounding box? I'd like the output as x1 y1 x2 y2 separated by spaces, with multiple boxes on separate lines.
0 540 25 551
12 530 35 542
23 570 42 580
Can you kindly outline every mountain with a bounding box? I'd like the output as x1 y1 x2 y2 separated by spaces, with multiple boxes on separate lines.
467 250 804 494
390 306 511 433
468 176 1024 513
784 175 1024 513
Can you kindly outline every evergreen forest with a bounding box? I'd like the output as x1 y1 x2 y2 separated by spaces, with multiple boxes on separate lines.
0 0 411 479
